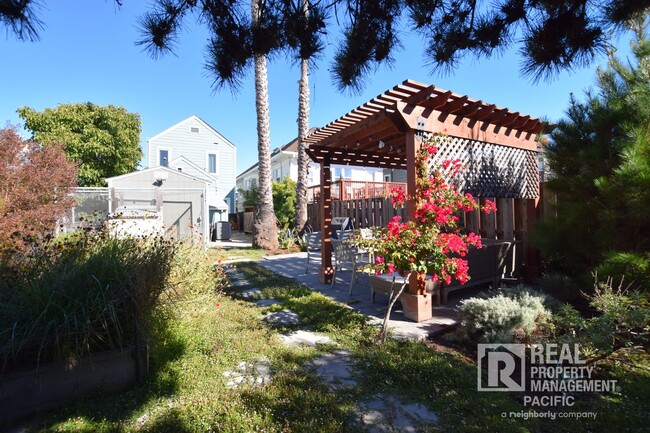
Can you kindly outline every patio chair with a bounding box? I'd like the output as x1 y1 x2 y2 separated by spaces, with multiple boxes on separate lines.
358 227 375 263
338 229 355 241
305 231 322 274
331 238 369 296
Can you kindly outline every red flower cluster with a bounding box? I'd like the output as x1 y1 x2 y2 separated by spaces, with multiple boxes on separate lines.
390 187 410 207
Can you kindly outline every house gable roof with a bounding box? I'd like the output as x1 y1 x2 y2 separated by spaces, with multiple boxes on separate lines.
168 155 219 183
148 115 237 149
105 165 209 184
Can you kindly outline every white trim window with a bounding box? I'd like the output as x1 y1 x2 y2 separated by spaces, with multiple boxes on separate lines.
334 167 352 180
159 148 171 167
208 153 217 173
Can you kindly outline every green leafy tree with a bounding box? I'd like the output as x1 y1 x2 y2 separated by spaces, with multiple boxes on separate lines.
536 16 650 286
238 185 259 208
18 103 142 187
238 178 296 227
273 177 297 227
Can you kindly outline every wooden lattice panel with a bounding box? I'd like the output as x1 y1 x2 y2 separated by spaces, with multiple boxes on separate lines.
427 136 539 199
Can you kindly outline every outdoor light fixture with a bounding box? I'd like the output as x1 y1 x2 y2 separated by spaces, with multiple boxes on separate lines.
378 140 385 149
415 115 427 139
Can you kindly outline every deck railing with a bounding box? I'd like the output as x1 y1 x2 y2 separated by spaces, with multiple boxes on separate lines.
307 180 406 202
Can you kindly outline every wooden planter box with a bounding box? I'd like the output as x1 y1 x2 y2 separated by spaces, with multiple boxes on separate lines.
0 345 148 423
368 239 522 317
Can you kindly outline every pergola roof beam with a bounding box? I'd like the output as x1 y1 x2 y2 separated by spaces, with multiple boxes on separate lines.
424 90 453 110
304 79 545 149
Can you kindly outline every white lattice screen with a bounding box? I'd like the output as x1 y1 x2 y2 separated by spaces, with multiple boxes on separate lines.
427 137 539 199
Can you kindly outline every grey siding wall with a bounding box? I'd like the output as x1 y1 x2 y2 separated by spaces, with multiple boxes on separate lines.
148 116 237 213
384 168 407 183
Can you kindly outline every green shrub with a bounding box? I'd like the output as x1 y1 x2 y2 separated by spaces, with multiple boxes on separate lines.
272 177 297 227
538 271 585 303
457 286 553 344
596 251 650 291
0 230 177 369
553 277 650 363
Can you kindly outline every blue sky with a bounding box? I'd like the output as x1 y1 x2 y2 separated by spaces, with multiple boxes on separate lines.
0 1 634 175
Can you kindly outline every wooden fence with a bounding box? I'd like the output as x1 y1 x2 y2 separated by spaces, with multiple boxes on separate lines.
307 198 408 231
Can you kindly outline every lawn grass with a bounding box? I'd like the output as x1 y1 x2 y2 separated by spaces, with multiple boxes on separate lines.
208 247 268 263
7 258 649 433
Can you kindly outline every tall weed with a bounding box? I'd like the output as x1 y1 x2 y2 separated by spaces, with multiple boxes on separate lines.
0 230 176 370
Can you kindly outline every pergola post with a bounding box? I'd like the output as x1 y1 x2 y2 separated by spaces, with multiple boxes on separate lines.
405 129 420 220
402 129 433 321
319 155 334 284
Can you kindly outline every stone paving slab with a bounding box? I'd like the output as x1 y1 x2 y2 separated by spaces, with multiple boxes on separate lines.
223 357 272 388
306 350 356 390
257 252 475 341
231 280 251 287
263 309 302 326
279 330 337 348
239 288 263 299
228 273 247 280
354 396 438 433
256 299 282 308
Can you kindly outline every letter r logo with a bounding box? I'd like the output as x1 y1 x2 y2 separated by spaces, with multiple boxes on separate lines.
477 344 525 391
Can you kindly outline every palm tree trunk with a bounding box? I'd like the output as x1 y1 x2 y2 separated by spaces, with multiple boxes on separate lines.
252 0 278 250
294 54 310 233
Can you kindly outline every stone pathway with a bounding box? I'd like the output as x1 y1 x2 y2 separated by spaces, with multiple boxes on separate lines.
256 299 281 308
222 267 439 432
222 357 272 389
262 309 302 326
354 396 439 432
306 350 357 390
279 330 337 348
239 288 263 299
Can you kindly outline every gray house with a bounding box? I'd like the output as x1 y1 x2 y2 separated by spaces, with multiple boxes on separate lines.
147 115 236 223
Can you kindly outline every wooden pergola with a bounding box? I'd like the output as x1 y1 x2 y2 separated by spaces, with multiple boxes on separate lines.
305 79 544 284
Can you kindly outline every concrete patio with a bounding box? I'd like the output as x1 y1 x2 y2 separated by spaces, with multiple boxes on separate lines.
257 251 487 341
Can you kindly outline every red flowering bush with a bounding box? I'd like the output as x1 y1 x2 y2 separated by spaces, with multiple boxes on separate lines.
360 133 496 286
